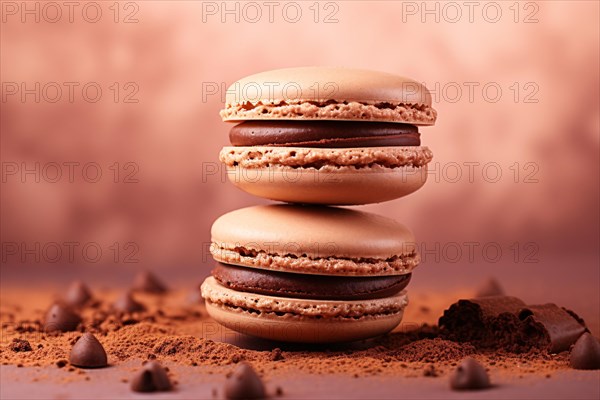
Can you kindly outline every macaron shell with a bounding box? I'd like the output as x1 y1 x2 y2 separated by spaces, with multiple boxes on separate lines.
211 246 419 276
219 145 432 205
202 277 408 318
221 100 435 125
211 205 417 261
225 67 432 105
205 301 405 343
221 67 436 125
201 277 408 343
219 146 433 169
223 164 428 205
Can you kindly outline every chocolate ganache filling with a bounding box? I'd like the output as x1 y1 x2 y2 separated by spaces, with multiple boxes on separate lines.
229 120 420 148
212 263 411 300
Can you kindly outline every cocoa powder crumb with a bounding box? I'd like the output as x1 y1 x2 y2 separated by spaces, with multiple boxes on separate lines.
10 338 32 352
230 354 244 364
393 338 475 363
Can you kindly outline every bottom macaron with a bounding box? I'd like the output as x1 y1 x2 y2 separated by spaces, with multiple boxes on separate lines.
201 276 408 343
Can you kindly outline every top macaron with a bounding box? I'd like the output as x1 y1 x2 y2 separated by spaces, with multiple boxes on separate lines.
219 67 436 205
220 67 436 125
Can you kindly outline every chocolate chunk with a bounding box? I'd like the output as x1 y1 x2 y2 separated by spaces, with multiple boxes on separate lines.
113 291 146 313
212 263 411 300
570 333 600 370
439 296 526 345
519 304 588 353
10 338 32 352
44 303 81 332
475 278 505 297
224 362 265 400
230 120 420 148
64 280 92 307
439 297 587 352
450 358 491 390
69 333 108 368
130 361 172 392
132 271 168 293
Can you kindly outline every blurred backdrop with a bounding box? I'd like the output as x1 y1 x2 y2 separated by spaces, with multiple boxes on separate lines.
1 1 598 316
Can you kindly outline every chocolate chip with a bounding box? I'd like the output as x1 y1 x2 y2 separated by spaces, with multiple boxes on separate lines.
570 333 600 370
113 291 146 313
132 271 167 294
475 278 505 297
64 281 92 307
450 358 491 390
69 333 108 368
270 348 283 361
10 338 32 352
130 361 172 392
56 359 68 368
224 362 265 400
131 370 155 392
44 303 81 332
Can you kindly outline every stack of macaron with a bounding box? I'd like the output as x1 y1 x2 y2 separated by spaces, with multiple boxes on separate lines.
201 67 436 343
